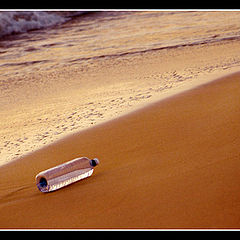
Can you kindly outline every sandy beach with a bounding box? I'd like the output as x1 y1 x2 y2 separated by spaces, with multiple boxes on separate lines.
0 11 240 229
0 62 240 229
1 39 240 165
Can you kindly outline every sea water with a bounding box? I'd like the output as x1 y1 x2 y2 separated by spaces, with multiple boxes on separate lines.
1 10 240 78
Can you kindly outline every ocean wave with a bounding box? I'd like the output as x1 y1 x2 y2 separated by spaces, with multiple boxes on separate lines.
0 11 87 38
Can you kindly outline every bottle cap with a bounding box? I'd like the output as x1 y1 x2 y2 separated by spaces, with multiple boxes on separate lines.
90 158 100 167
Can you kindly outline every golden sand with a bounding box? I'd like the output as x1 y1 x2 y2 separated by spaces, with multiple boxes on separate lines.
0 32 240 228
0 69 239 228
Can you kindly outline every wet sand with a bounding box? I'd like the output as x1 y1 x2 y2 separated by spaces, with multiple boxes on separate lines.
0 69 239 229
1 39 240 165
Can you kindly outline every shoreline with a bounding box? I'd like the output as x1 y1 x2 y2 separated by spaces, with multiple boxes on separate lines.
1 39 240 166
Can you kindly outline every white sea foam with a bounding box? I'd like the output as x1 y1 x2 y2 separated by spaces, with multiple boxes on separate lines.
0 11 69 37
